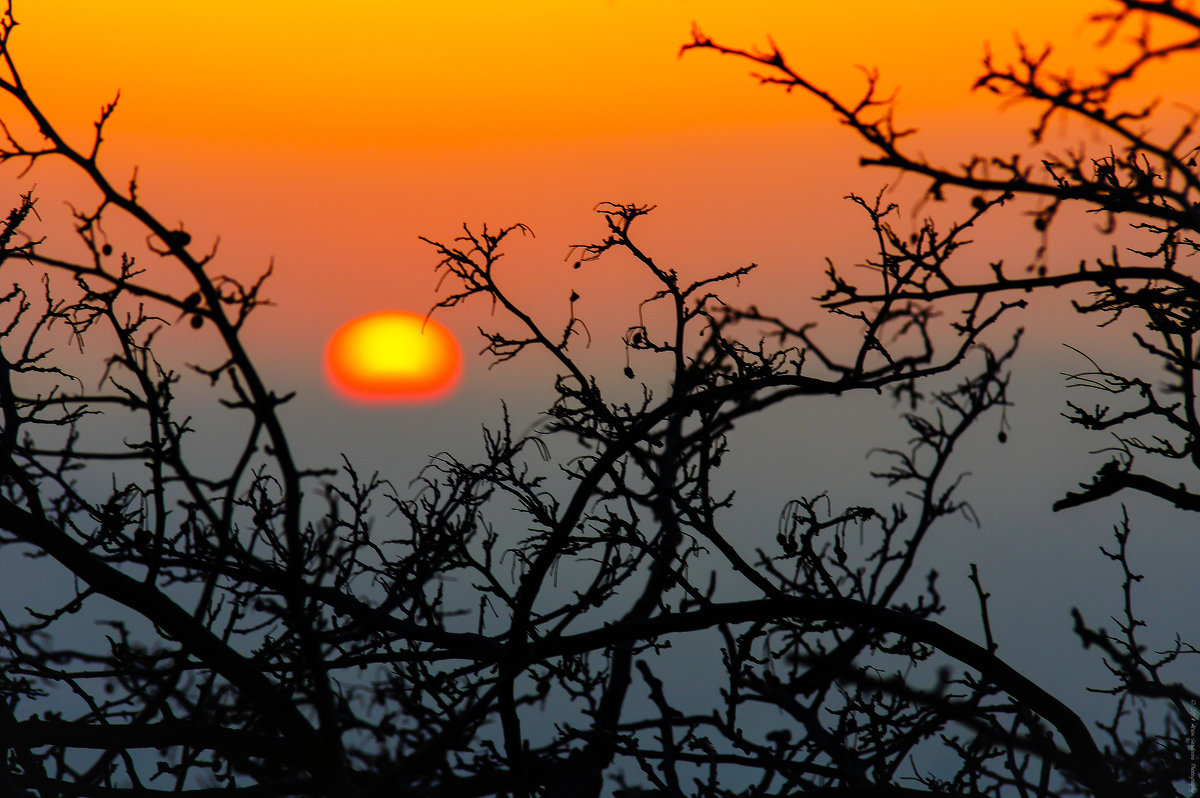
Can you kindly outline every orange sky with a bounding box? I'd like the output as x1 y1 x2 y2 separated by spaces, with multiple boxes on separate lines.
4 1 1195 403
11 1 1111 149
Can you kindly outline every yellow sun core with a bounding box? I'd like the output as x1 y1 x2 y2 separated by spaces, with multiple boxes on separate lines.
325 310 462 403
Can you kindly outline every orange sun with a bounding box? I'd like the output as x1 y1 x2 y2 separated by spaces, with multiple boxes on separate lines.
325 310 462 403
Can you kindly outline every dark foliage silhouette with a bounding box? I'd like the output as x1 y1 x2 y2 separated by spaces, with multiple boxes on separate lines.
684 0 1200 795
0 3 1193 798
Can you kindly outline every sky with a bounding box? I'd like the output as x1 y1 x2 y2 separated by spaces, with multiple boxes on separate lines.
8 0 1172 414
4 0 1199 783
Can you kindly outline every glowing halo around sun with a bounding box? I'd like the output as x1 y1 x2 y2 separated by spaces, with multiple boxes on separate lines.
324 310 462 403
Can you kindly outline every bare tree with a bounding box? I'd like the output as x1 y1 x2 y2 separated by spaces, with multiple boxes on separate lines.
684 0 1200 795
0 3 1189 798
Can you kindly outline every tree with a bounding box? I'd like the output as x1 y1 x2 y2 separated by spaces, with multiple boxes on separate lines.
682 0 1200 793
0 6 1190 798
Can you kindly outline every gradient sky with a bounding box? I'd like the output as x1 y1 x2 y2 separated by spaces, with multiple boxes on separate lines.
5 1 1199 751
12 1 1183 356
15 1 1191 333
10 0 1139 355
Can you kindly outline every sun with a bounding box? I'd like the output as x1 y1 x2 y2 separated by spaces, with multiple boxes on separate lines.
324 310 462 403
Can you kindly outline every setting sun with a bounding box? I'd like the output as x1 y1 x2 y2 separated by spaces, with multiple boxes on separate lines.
324 310 462 403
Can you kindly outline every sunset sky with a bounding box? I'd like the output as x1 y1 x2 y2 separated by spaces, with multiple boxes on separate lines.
9 1 1190 404
5 0 1199 726
10 0 1138 348
12 1 1180 346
